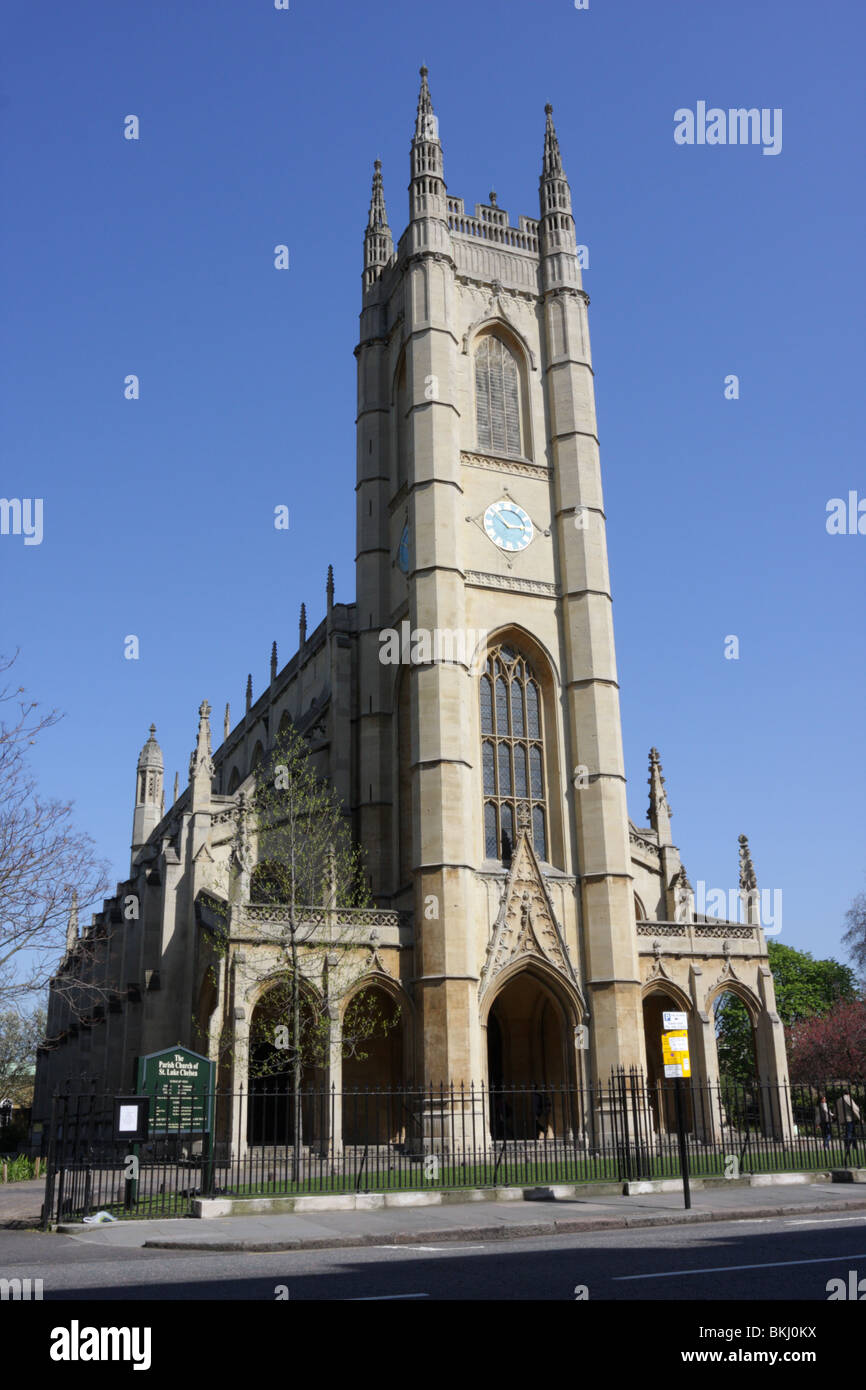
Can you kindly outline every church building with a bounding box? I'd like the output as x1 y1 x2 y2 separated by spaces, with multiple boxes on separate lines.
33 70 789 1136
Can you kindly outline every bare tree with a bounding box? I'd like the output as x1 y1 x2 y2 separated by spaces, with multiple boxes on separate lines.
842 887 866 983
0 1007 45 1105
0 654 110 1011
198 720 398 1174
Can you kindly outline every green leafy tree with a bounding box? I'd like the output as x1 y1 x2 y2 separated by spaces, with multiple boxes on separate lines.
715 942 858 1085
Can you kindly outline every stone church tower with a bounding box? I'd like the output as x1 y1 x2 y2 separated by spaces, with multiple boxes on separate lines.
33 71 788 1135
356 69 644 1086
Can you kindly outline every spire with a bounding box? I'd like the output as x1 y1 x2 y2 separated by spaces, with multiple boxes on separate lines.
224 703 230 740
409 64 447 228
414 64 437 141
173 771 179 804
542 103 563 176
299 602 307 648
245 674 252 714
66 889 79 955
131 723 164 865
326 564 334 613
137 724 163 777
647 747 672 844
367 160 388 232
270 641 278 683
363 160 394 292
538 101 577 287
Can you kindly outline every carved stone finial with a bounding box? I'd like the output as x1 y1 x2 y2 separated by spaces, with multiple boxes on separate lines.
516 801 532 832
326 564 334 610
224 703 230 740
270 641 278 682
189 699 214 787
648 746 673 839
299 602 307 647
66 889 79 954
245 675 252 713
738 833 757 891
676 863 693 893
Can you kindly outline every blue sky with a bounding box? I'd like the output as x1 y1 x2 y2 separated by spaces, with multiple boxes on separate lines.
2 0 864 968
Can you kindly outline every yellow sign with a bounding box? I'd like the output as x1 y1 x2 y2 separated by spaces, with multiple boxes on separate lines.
661 1029 691 1078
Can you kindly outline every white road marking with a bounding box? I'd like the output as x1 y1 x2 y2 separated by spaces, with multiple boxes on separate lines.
785 1217 866 1225
348 1292 430 1300
615 1252 866 1281
378 1251 489 1262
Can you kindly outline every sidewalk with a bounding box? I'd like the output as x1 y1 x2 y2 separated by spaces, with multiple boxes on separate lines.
0 1178 46 1228
50 1179 866 1253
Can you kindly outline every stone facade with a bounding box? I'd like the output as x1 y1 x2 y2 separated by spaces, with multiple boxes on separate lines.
32 71 789 1129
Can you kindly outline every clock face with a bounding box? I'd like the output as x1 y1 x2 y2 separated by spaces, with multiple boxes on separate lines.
397 522 410 574
483 499 534 553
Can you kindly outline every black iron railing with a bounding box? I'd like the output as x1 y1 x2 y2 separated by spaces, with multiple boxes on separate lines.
39 1072 866 1226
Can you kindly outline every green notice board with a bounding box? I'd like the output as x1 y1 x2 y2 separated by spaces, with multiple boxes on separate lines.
137 1045 214 1135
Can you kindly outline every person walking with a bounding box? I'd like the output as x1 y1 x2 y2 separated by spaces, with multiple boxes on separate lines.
815 1093 832 1152
835 1091 862 1162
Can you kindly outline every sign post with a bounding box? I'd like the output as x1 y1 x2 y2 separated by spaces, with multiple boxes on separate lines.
661 1011 691 1209
113 1097 149 1209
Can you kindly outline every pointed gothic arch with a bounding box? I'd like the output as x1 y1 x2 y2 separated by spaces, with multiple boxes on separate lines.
483 961 581 1139
478 628 563 868
246 973 327 1147
471 328 531 460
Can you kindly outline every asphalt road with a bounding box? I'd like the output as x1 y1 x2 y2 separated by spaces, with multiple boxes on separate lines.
1 1211 864 1301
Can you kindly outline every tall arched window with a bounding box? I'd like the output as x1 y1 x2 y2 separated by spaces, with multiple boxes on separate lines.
475 336 522 457
480 644 547 861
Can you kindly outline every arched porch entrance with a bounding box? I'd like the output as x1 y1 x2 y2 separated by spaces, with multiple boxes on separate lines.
246 978 327 1147
341 984 405 1146
642 988 695 1133
485 967 578 1140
